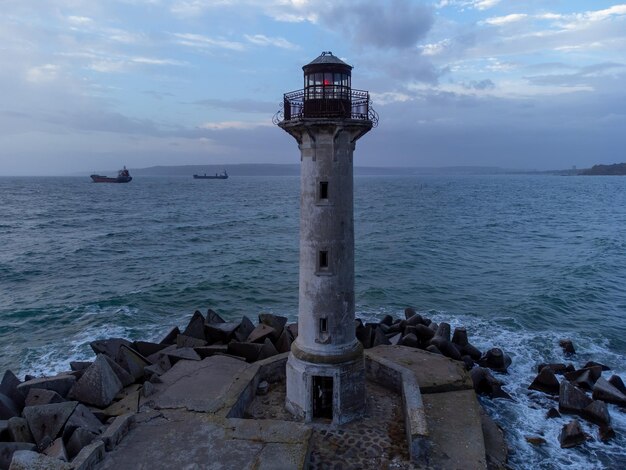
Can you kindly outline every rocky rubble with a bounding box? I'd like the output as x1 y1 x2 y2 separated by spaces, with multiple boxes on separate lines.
1 307 623 467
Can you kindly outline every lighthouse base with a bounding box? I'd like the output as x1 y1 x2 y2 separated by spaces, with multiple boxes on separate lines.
285 351 365 425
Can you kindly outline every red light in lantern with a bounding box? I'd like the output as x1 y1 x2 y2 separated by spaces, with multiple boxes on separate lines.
323 79 331 86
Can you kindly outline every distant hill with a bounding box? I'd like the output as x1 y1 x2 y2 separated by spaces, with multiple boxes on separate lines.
580 163 626 175
128 164 521 177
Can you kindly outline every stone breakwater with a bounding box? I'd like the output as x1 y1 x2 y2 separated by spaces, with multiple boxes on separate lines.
0 306 623 469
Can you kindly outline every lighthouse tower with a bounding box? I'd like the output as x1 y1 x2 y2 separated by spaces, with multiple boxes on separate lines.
275 52 376 424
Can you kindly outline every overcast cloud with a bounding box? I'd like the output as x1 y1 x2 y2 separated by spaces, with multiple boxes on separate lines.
0 0 625 174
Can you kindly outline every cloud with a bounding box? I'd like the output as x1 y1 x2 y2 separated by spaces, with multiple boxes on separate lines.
437 0 500 10
244 34 298 50
318 0 434 49
172 32 245 51
484 14 528 26
192 98 277 114
464 79 495 90
26 64 61 83
198 120 272 130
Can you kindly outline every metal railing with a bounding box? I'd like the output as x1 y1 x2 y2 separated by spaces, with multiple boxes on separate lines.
273 88 378 127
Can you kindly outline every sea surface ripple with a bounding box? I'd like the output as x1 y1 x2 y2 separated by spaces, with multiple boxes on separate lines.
1 174 625 468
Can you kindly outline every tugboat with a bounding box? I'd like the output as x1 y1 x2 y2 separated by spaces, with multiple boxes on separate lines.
90 167 132 183
193 170 228 180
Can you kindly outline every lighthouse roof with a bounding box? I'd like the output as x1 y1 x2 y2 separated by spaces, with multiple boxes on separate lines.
303 51 352 71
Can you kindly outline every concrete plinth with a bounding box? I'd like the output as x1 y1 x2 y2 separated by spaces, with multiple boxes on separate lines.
285 349 365 425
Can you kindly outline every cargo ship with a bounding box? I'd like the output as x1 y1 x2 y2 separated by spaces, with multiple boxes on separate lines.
90 167 132 183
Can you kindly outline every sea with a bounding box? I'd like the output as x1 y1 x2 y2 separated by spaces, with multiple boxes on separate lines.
1 174 625 469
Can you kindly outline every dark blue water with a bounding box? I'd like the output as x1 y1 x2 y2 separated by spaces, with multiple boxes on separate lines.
1 175 625 468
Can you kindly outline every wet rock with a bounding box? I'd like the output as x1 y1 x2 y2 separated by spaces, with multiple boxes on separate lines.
7 417 33 443
399 333 419 348
414 324 435 343
372 327 391 347
429 337 461 361
70 362 92 372
388 333 402 346
546 407 561 419
356 323 371 348
598 425 616 443
564 366 602 391
528 368 560 395
607 375 626 395
257 381 269 396
234 316 255 342
525 436 546 446
159 327 180 345
592 377 626 406
461 355 474 371
8 449 72 469
17 375 76 399
64 404 102 437
117 345 151 381
435 322 451 342
274 329 293 353
68 355 123 408
205 309 225 325
90 338 132 362
258 339 279 360
460 343 482 361
286 323 298 340
259 313 288 338
42 437 68 462
175 334 207 349
132 341 169 358
583 361 610 371
227 342 263 363
404 307 417 319
182 310 206 341
166 347 201 364
478 348 511 373
193 345 229 359
0 371 24 411
246 324 276 344
451 327 468 347
559 419 586 448
537 363 572 375
559 339 576 356
0 393 20 420
101 355 135 388
402 315 420 329
65 427 97 460
470 367 512 400
559 380 592 415
22 401 78 447
582 400 610 427
0 443 36 470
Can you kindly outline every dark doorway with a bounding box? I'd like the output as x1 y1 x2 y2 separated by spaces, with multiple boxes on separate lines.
312 376 333 419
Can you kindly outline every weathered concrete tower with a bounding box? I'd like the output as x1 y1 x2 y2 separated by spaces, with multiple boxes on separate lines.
275 52 376 424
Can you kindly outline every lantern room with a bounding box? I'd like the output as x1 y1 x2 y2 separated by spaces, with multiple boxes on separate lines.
302 51 351 118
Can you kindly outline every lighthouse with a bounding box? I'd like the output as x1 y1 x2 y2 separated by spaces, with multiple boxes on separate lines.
275 52 377 424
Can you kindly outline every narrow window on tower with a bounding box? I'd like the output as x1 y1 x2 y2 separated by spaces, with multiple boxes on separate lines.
319 181 328 200
319 250 329 269
319 317 328 333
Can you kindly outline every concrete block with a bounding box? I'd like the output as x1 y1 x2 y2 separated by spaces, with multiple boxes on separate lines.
25 389 65 407
42 437 68 462
17 375 76 399
0 443 36 470
181 311 206 340
22 401 78 447
100 413 135 451
70 440 105 470
68 355 123 408
8 450 71 470
7 417 34 444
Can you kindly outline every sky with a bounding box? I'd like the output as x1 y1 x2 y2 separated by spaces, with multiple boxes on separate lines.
1 0 625 175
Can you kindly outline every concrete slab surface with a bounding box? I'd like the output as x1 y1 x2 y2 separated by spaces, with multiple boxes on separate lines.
421 390 487 470
143 355 251 413
366 345 473 393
